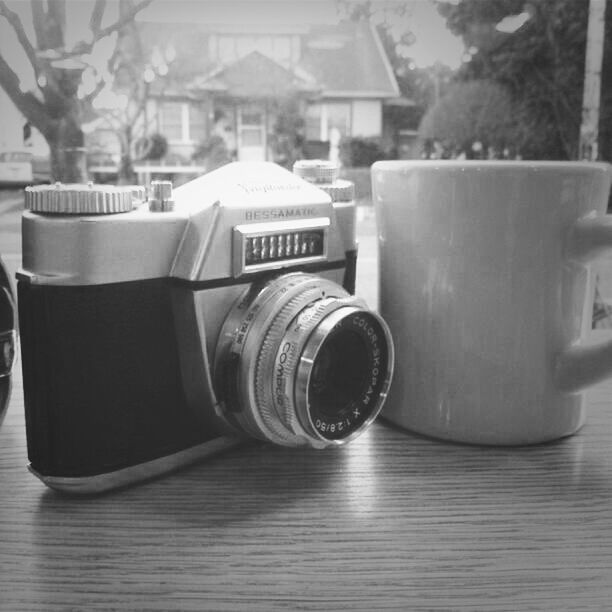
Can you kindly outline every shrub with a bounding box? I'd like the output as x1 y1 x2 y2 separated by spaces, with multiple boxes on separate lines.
339 136 389 167
140 133 168 160
192 135 232 171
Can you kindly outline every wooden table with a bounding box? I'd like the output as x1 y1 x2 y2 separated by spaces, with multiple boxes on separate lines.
1 335 612 611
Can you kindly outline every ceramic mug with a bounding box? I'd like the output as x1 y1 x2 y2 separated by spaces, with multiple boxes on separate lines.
372 160 612 445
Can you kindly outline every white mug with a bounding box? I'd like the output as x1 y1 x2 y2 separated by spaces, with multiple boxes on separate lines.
372 160 612 445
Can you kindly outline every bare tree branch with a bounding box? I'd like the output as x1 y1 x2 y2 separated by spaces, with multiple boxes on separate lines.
40 0 66 50
0 1 73 116
0 53 50 136
81 78 106 107
31 0 48 50
70 0 153 55
0 1 41 71
97 0 153 38
89 0 107 36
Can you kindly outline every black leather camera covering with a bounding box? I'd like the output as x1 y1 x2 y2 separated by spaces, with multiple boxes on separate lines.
18 278 218 477
18 253 358 478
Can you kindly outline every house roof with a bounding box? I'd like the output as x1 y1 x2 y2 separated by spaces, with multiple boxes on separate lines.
300 21 399 99
140 15 400 101
188 51 319 97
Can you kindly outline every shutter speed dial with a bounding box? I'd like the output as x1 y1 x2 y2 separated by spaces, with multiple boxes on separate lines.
24 182 145 215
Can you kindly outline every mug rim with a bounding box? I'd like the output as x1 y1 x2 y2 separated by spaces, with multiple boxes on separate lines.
371 159 612 174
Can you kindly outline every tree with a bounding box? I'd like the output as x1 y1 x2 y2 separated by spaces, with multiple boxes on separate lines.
418 80 517 157
436 0 611 160
92 13 175 183
338 0 454 134
0 0 152 182
268 95 305 169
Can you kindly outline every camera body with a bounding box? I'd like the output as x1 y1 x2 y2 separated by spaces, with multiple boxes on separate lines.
19 162 392 494
0 254 16 428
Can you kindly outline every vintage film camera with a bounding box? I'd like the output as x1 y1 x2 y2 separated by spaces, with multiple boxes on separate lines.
0 255 16 427
18 161 393 494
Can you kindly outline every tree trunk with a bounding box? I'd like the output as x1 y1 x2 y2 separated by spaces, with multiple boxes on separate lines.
118 125 136 184
48 116 88 183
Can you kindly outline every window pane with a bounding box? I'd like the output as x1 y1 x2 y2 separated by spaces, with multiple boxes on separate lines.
305 104 322 140
241 112 262 126
218 37 236 63
161 102 183 141
272 37 291 66
327 103 351 137
241 128 263 146
189 104 207 142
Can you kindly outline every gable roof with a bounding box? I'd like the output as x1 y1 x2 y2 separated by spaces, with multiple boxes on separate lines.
140 13 400 101
188 50 319 97
300 21 399 98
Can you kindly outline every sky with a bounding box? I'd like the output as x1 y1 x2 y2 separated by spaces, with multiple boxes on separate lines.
385 1 464 69
0 0 465 79
137 0 465 68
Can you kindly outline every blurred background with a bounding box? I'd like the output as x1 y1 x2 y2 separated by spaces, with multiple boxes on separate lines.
2 0 612 184
1 0 612 320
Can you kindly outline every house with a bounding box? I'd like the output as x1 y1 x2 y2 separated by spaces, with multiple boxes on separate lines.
135 1 400 165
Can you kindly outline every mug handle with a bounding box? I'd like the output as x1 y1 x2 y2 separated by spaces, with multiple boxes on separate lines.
557 214 612 392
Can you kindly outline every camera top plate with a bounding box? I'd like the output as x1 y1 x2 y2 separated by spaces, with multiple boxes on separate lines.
19 162 354 287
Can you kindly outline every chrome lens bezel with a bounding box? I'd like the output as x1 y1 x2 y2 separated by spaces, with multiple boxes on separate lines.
214 273 394 448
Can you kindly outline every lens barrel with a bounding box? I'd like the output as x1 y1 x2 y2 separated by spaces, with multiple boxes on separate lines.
215 273 393 447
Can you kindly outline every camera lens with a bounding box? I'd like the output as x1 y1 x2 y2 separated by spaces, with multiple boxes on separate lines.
310 331 368 416
303 315 388 440
215 273 393 448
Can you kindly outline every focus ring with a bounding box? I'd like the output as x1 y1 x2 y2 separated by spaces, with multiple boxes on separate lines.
255 293 342 446
218 273 335 445
254 291 318 446
268 298 347 438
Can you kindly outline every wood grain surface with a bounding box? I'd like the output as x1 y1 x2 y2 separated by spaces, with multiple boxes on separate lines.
2 340 612 611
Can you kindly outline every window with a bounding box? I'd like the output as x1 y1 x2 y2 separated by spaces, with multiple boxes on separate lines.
189 105 207 143
305 103 322 140
305 102 351 141
238 106 265 147
326 102 351 138
159 102 206 143
159 102 184 141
